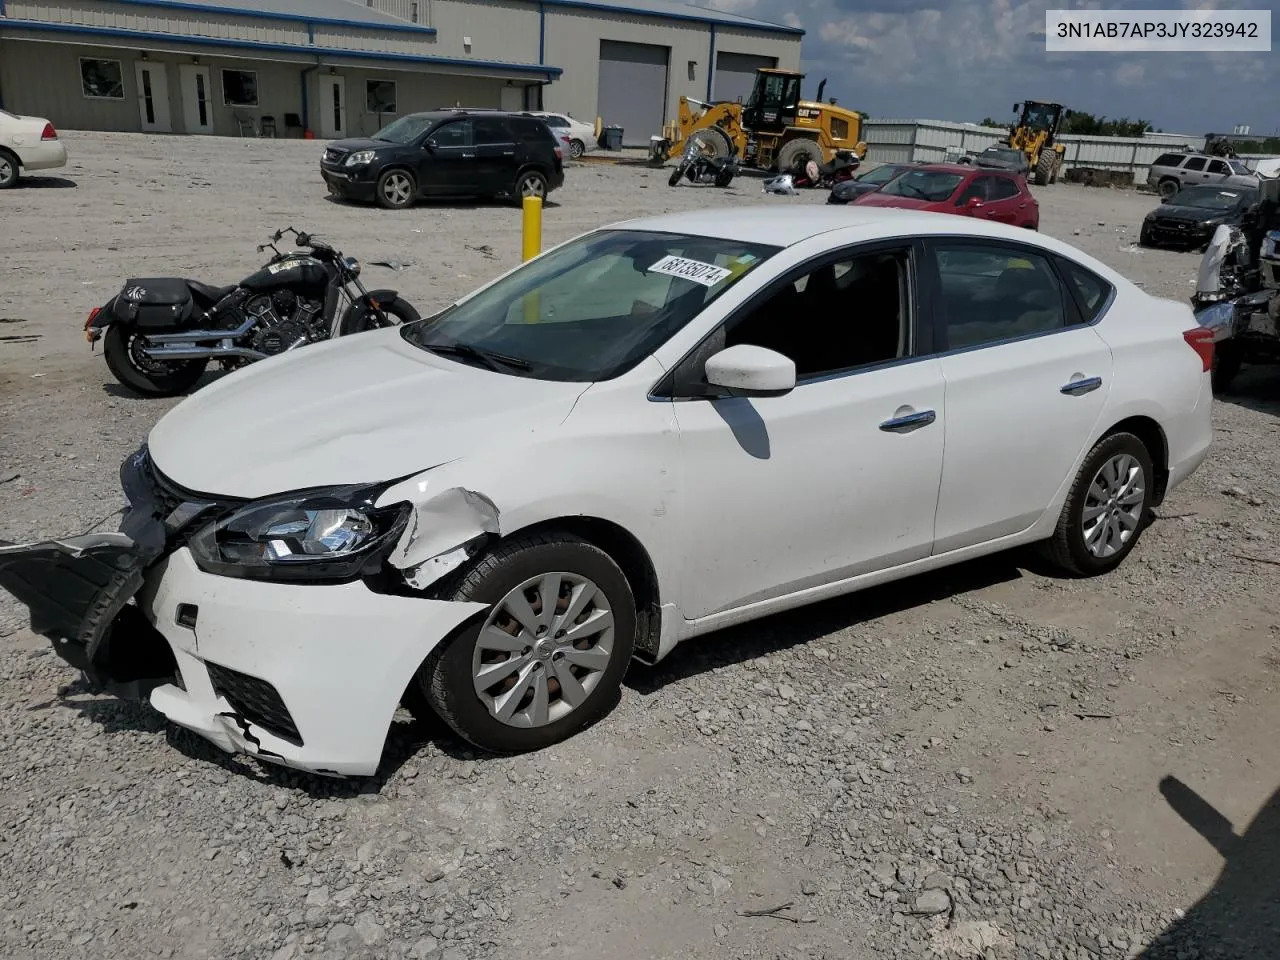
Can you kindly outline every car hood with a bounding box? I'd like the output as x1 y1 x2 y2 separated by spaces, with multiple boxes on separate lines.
853 192 944 210
146 329 588 500
1151 203 1236 223
326 138 393 154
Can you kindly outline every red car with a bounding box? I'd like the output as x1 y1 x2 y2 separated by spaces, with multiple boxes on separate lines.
852 163 1039 230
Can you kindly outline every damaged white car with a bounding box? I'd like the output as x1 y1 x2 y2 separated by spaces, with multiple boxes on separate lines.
0 207 1214 777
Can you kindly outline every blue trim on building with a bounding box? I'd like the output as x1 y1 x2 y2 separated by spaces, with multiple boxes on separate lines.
0 20 564 77
705 23 715 100
538 0 804 36
107 0 438 35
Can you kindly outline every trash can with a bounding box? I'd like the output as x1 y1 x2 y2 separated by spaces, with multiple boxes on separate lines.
603 125 623 151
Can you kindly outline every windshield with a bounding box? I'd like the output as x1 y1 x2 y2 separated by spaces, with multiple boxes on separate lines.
859 164 902 185
880 169 965 202
1174 186 1251 210
1228 160 1251 176
1021 104 1058 131
373 114 435 144
401 229 779 381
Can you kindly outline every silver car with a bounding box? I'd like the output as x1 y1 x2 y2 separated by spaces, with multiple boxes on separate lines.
1147 151 1258 199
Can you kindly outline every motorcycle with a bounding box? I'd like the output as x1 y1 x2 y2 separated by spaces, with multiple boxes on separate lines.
789 150 861 189
85 227 422 397
667 137 739 188
1190 175 1280 393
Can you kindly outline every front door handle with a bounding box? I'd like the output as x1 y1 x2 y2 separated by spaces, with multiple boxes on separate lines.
879 409 936 432
1060 376 1102 396
461 152 475 158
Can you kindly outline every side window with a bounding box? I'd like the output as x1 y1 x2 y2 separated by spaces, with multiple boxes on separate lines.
1182 156 1207 172
431 120 473 148
987 176 1019 200
1055 256 1113 323
723 249 910 379
1206 159 1228 175
474 116 511 145
955 177 985 204
1153 152 1185 167
932 244 1069 350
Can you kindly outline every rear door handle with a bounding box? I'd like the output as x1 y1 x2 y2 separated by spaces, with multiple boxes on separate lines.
1060 376 1102 396
879 410 936 432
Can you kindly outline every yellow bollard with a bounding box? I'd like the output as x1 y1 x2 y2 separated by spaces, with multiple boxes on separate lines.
521 195 542 262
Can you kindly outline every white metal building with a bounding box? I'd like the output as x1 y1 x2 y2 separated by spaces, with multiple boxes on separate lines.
0 0 802 145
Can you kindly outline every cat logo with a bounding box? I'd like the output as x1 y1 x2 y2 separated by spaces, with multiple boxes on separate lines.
125 286 148 301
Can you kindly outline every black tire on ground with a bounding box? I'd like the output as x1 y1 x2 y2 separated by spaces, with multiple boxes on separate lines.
775 138 822 174
375 168 417 210
1037 431 1156 578
1139 223 1154 247
1158 178 1179 200
0 148 19 189
513 169 548 205
568 139 585 159
338 295 422 336
714 167 735 188
1211 343 1242 394
668 165 684 187
688 127 733 160
102 325 208 397
413 532 637 754
1034 150 1055 186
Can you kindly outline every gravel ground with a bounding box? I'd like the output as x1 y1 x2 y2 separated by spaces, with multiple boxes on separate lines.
1 133 1279 960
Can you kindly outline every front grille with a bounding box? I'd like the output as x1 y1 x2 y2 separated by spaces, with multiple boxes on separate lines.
323 148 345 165
206 662 303 746
136 451 243 541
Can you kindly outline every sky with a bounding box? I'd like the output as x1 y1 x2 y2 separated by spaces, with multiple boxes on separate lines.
703 0 1279 136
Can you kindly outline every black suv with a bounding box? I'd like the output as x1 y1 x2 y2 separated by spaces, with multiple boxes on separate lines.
321 110 565 210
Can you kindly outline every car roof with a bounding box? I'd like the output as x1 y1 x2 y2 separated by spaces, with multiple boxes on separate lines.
910 163 984 176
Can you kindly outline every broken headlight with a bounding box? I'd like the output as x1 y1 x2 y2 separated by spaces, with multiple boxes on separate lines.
188 485 411 583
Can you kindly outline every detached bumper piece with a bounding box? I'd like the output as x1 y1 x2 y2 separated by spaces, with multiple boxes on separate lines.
0 534 178 699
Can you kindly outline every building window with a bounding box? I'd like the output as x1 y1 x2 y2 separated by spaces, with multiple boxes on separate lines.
221 69 259 107
366 80 397 114
411 2 419 22
80 58 125 100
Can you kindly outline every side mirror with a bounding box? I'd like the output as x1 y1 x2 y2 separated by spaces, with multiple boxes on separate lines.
423 139 437 151
964 196 983 209
703 344 796 397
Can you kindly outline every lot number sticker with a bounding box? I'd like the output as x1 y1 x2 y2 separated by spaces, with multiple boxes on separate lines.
648 255 734 287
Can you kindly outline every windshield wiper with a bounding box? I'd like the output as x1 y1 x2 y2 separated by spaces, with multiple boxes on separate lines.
423 340 532 372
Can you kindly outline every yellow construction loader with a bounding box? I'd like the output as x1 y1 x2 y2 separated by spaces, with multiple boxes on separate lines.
1007 100 1071 185
647 68 867 174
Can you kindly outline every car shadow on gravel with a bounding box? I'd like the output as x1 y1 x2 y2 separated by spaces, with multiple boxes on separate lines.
626 552 1027 695
1217 366 1280 418
20 177 77 189
323 195 563 211
100 370 227 400
1137 775 1280 957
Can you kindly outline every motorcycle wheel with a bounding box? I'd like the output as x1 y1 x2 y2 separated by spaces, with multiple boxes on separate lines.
339 295 422 336
714 168 735 187
103 325 209 397
668 166 684 187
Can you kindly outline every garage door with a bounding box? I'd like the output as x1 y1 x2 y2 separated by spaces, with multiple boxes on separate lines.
713 52 777 105
597 40 669 147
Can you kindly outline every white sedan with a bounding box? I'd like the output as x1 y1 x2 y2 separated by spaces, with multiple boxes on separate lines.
0 108 68 188
525 110 597 158
0 207 1213 776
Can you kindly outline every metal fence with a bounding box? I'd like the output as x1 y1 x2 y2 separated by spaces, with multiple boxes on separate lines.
861 119 1209 185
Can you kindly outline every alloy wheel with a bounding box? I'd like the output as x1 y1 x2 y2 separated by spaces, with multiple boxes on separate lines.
1081 453 1145 558
472 572 615 728
519 175 546 199
0 156 13 184
382 172 412 206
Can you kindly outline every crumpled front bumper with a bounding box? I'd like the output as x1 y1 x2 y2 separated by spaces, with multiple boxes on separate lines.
0 534 486 777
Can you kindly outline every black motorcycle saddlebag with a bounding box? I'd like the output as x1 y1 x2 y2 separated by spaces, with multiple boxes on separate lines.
112 278 197 328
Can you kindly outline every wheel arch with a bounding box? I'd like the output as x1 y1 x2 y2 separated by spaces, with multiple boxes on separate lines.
0 144 22 165
1099 415 1170 505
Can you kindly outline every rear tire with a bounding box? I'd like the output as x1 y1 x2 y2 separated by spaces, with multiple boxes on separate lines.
513 169 548 204
0 148 18 189
714 167 735 187
1038 432 1155 577
103 325 208 397
775 138 822 175
413 532 636 754
1034 151 1055 186
569 139 585 159
1158 177 1179 200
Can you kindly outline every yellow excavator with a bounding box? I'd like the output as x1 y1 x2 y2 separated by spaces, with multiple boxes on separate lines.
647 68 867 174
1007 100 1071 185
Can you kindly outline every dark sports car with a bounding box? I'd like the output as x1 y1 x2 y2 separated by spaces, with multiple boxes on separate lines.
1139 184 1259 251
826 163 912 204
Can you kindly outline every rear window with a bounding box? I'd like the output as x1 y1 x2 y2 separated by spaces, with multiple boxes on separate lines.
1055 256 1112 322
1153 153 1185 168
508 116 556 143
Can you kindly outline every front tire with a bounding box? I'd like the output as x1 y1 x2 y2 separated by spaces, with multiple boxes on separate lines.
339 295 421 336
0 148 18 189
1034 151 1055 186
375 168 417 209
415 532 636 754
1038 432 1155 577
102 325 208 397
775 138 821 175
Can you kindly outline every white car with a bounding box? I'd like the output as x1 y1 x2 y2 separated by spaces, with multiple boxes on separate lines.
0 207 1213 777
0 108 68 188
525 110 596 159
